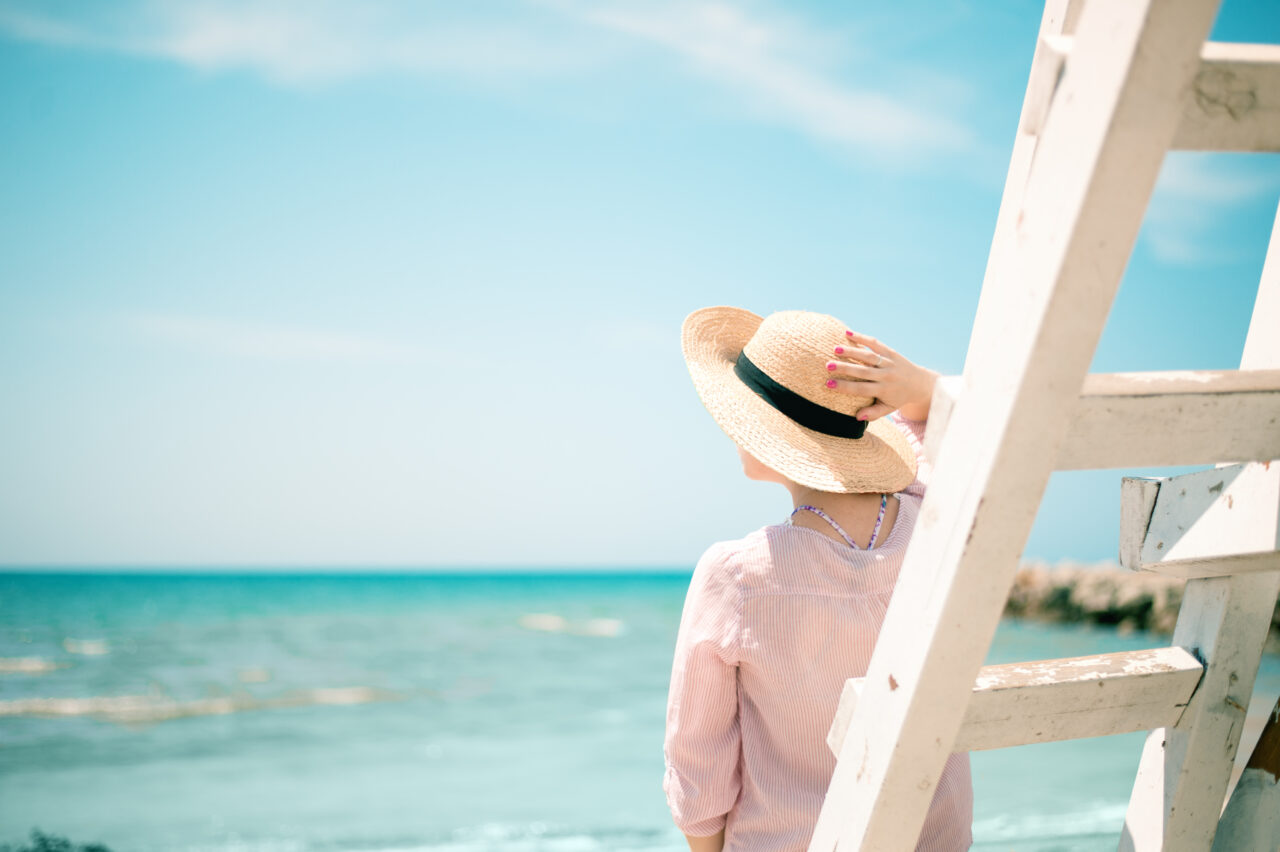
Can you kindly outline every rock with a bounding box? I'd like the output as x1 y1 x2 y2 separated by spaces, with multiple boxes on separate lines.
1003 561 1276 649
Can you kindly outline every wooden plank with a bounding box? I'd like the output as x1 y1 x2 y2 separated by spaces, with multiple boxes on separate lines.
928 369 1280 470
828 648 1203 755
1120 476 1161 575
1119 465 1280 578
1066 370 1280 469
960 649 1203 751
1028 39 1280 151
1121 201 1280 851
1213 697 1280 851
1119 576 1280 851
811 2 1222 849
1176 42 1280 152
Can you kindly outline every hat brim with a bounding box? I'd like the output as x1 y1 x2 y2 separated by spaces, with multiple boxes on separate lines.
682 306 917 494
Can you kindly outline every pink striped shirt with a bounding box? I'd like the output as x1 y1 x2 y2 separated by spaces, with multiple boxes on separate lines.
663 414 973 851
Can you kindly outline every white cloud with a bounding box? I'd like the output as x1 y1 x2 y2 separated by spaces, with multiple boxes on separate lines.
566 1 971 156
1155 154 1274 206
125 313 429 364
1144 153 1280 265
0 0 971 158
0 0 603 83
154 0 605 83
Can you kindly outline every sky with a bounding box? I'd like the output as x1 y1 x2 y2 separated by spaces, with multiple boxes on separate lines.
1 0 1278 569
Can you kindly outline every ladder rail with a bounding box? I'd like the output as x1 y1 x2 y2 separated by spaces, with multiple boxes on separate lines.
811 1 1230 848
1120 203 1280 851
960 0 1082 385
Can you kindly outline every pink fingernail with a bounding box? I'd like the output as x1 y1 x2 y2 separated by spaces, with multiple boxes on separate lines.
845 330 854 337
826 380 837 388
834 346 845 354
857 414 867 420
827 362 836 371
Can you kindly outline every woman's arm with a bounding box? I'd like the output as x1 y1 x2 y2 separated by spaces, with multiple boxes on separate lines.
897 379 938 422
824 330 938 422
685 829 726 852
664 545 742 842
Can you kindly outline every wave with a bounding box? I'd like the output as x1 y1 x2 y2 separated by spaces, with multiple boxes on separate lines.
0 686 400 724
972 801 1129 842
353 823 681 852
518 613 569 633
176 842 306 852
0 656 63 674
62 637 109 655
578 618 624 638
168 824 684 852
517 614 625 637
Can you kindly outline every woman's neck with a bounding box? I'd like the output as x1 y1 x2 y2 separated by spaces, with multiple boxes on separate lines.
784 485 897 549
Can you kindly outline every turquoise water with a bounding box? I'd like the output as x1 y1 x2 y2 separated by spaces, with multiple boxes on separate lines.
1 572 1276 852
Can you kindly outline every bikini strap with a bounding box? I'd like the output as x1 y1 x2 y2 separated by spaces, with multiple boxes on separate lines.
790 494 888 550
868 492 889 548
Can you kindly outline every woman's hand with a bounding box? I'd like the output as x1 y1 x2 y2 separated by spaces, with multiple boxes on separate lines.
823 330 938 422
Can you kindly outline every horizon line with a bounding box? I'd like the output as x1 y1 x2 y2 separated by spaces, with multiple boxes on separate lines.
0 557 1123 575
0 563 698 575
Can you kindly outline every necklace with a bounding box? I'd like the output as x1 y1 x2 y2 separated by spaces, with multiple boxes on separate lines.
789 494 889 550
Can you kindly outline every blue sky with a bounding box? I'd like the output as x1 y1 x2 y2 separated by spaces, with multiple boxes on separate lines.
1 0 1277 568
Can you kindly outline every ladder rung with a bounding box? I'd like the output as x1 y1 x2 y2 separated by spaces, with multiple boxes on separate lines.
827 648 1203 755
1069 370 1280 468
1120 464 1280 579
926 370 1280 470
1025 39 1280 152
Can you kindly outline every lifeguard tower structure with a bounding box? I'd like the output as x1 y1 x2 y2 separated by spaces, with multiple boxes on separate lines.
812 0 1280 849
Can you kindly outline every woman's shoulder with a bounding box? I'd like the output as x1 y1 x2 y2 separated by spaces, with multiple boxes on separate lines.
689 526 790 590
682 535 764 628
693 529 771 575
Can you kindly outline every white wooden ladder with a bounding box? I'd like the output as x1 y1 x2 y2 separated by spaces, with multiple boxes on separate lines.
809 0 1280 849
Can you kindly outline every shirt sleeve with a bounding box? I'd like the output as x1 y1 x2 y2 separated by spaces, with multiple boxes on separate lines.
891 411 931 499
663 541 743 836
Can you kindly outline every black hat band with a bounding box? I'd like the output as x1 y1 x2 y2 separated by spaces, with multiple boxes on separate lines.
733 352 868 440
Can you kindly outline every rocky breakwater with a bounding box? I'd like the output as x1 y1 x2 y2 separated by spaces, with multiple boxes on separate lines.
1006 561 1280 652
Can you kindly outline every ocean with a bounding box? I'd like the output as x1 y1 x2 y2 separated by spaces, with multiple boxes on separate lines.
1 572 1276 852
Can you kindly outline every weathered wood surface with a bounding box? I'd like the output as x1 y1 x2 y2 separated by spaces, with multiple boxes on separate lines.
928 369 1280 471
1204 199 1280 852
961 0 1082 381
1068 371 1280 470
827 648 1203 756
1028 38 1280 151
810 1 1220 848
1120 577 1280 851
1120 465 1280 579
1121 477 1163 575
1121 202 1280 851
1177 42 1280 152
1213 697 1280 852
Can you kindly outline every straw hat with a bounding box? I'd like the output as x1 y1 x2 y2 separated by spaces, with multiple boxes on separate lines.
682 306 917 494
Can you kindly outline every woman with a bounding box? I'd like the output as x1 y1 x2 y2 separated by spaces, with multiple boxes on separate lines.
665 307 972 851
